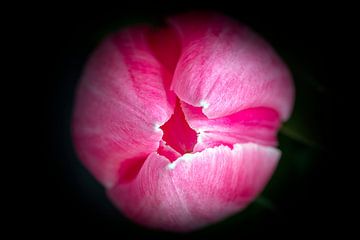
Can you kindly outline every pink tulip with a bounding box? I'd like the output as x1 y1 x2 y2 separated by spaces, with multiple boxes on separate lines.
72 11 294 232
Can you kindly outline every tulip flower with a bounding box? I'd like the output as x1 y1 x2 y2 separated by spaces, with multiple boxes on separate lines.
72 11 294 232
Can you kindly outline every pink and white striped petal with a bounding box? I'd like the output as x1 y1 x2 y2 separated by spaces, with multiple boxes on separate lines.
168 12 294 120
72 26 175 188
108 143 280 232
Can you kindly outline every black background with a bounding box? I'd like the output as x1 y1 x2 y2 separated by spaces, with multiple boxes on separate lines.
40 1 354 238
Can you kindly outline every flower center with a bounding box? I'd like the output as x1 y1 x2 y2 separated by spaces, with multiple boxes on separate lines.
160 99 198 156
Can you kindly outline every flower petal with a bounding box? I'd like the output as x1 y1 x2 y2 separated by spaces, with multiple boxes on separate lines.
72 26 175 188
108 143 280 232
168 12 294 120
180 101 281 152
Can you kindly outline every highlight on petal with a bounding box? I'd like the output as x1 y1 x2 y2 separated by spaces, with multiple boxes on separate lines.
108 143 280 232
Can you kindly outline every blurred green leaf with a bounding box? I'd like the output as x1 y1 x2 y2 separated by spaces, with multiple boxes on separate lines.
254 196 276 212
280 124 319 148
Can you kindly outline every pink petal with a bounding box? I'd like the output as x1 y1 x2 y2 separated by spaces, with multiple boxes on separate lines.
108 143 280 232
180 101 281 152
72 26 176 188
168 12 294 120
157 140 182 162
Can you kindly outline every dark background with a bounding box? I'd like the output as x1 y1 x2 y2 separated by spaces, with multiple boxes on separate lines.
43 1 354 238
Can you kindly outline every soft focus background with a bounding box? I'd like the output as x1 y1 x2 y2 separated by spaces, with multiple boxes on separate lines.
46 1 351 238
